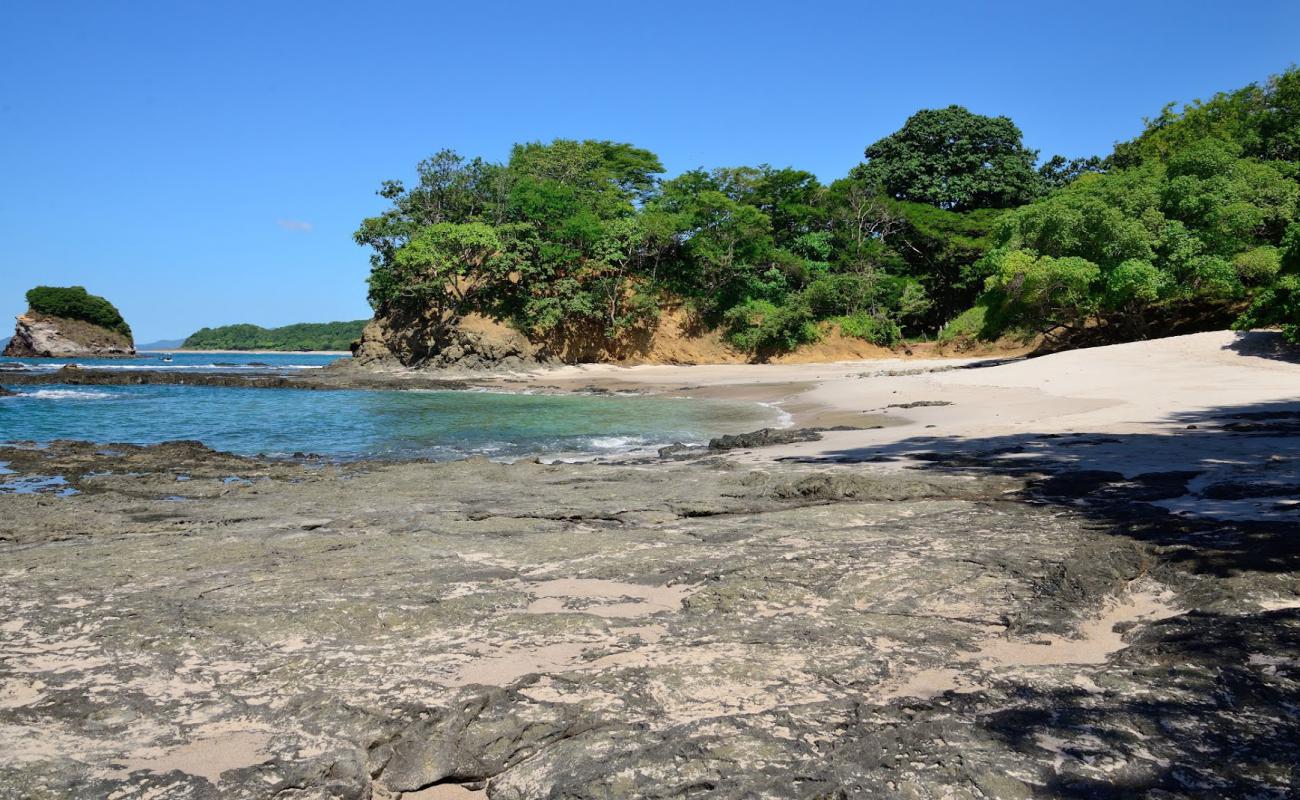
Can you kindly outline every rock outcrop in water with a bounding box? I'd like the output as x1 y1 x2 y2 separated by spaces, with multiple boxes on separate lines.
4 312 135 358
4 286 135 358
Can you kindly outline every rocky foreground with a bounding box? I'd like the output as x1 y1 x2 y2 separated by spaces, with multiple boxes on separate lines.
1 431 1297 799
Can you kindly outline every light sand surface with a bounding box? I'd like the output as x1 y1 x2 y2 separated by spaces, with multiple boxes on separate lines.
508 330 1300 522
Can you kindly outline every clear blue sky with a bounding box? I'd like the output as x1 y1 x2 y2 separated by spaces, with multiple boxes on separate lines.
2 1 1298 342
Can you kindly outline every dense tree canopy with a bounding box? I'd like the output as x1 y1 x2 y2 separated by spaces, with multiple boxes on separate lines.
356 67 1300 359
971 68 1300 343
856 106 1042 211
182 320 367 351
25 286 131 337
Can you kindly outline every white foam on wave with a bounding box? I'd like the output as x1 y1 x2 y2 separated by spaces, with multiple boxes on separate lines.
20 389 116 401
757 402 795 429
587 435 640 449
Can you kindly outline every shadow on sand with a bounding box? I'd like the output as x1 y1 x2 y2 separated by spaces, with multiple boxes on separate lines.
795 396 1300 796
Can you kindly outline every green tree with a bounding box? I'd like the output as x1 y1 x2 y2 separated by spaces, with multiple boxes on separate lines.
857 105 1042 211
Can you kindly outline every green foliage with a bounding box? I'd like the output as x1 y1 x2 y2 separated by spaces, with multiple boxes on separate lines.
1112 67 1300 167
1038 155 1107 191
25 286 131 336
723 299 819 354
834 311 901 346
938 302 990 343
356 68 1300 360
965 70 1300 340
857 105 1042 211
1236 275 1300 343
1234 246 1282 284
361 140 670 344
182 320 367 350
886 202 1002 326
985 251 1102 331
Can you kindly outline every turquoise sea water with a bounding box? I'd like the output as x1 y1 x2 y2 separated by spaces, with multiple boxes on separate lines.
0 350 341 374
0 353 780 460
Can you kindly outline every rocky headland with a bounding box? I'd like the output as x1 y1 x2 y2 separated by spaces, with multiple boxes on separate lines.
3 312 135 358
4 286 136 358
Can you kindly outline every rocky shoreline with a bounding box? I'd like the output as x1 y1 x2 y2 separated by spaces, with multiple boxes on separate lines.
3 332 1299 798
0 364 475 392
2 427 1298 798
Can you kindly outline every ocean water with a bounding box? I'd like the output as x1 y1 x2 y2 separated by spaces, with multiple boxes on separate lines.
0 350 341 374
0 383 781 460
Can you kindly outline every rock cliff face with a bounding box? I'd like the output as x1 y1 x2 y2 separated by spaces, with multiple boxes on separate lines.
350 307 742 371
2 312 135 358
351 310 543 371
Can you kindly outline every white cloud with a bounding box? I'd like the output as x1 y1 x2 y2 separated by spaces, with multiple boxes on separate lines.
276 219 313 233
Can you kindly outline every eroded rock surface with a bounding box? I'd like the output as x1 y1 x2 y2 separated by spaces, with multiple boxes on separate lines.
3 312 135 358
1 443 1297 798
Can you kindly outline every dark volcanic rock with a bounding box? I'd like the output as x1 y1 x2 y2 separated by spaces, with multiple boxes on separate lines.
0 364 472 392
657 442 701 460
708 425 875 452
2 443 1299 798
1202 481 1300 500
885 400 953 409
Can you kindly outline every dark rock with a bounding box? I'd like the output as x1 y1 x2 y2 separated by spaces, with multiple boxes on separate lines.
708 427 824 451
0 365 470 392
657 443 701 460
885 400 953 409
1202 482 1300 500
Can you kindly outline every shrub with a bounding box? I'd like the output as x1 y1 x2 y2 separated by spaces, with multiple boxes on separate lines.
939 304 989 343
1235 274 1300 343
723 299 820 354
1233 246 1282 285
25 286 130 336
834 311 901 346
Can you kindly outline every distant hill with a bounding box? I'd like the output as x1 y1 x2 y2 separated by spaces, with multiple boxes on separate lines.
137 338 185 350
182 320 368 351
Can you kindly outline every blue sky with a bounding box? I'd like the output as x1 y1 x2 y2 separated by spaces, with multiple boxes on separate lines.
2 1 1298 342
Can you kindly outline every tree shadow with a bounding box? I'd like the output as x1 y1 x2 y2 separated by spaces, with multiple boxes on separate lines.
780 397 1300 577
788 397 1300 796
976 607 1300 798
1222 329 1300 364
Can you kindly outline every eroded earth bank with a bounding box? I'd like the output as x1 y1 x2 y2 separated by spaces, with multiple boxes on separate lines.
1 411 1298 799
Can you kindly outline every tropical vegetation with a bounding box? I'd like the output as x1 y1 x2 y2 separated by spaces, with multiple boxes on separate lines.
182 320 367 351
25 286 131 337
356 67 1300 357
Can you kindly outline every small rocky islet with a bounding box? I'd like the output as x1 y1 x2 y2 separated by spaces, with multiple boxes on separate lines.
3 286 136 359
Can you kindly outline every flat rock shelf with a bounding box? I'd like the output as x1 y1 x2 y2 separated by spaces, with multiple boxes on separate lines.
1 440 1297 798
